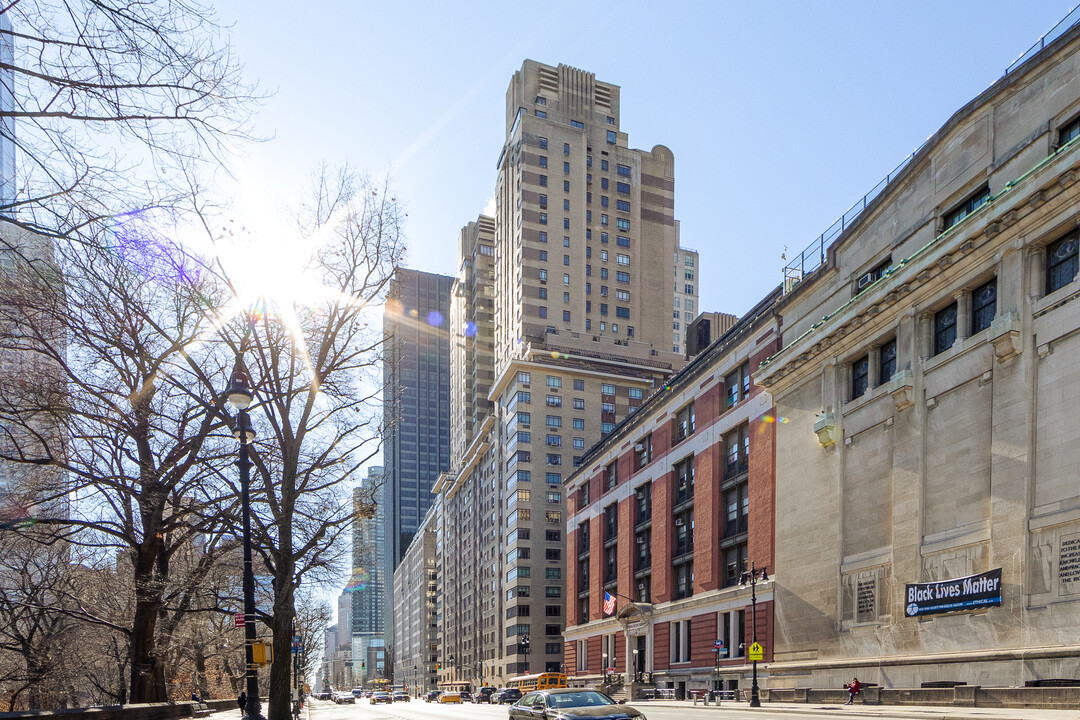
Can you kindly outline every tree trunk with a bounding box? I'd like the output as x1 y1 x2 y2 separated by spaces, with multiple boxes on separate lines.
129 543 167 703
267 566 295 720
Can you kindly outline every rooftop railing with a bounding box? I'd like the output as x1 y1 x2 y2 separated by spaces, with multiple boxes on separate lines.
782 3 1080 294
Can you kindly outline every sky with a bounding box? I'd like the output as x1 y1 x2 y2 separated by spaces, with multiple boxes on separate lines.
204 1 1078 614
211 0 1077 321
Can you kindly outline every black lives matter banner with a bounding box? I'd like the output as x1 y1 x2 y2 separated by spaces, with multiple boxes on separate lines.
904 568 1002 618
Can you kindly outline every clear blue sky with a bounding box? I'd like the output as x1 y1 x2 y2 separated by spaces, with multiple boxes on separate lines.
213 0 1075 320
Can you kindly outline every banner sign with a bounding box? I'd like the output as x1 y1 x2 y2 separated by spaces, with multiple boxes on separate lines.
904 568 1002 618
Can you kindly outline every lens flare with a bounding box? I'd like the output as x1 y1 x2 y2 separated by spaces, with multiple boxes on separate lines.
344 567 370 592
426 311 444 327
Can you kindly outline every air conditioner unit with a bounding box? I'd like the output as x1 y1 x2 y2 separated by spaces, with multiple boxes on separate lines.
636 536 646 544
634 443 646 452
674 518 684 526
856 272 875 290
638 582 645 590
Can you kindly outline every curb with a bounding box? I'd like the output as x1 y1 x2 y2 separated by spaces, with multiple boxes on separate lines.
633 701 1040 720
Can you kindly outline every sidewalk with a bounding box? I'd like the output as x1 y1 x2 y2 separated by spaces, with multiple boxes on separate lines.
634 699 1080 720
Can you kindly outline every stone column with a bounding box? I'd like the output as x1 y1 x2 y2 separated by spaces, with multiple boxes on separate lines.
918 312 933 360
868 345 881 389
956 290 972 340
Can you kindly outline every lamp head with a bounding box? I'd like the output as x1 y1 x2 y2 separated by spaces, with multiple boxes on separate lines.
759 567 769 582
226 366 254 410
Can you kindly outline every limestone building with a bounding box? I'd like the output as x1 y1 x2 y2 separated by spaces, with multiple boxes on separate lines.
755 16 1080 688
433 60 691 688
672 243 700 355
392 510 437 694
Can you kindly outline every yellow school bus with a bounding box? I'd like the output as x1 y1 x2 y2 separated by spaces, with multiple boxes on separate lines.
506 673 568 692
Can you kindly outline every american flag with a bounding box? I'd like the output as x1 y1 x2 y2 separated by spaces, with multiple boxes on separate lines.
603 592 616 616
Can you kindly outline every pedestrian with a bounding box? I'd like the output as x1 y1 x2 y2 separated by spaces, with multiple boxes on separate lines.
844 677 861 705
237 691 246 716
191 692 200 702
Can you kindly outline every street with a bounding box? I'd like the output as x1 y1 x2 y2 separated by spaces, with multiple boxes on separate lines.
301 697 939 720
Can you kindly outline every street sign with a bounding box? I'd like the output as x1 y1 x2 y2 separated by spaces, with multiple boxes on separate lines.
234 612 245 628
292 635 302 654
748 642 764 661
713 639 725 649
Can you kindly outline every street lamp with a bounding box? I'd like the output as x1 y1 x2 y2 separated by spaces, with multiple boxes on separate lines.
739 563 769 708
632 648 640 684
226 361 262 720
602 653 608 684
521 635 530 674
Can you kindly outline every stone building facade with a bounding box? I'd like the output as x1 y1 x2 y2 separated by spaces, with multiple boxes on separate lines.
393 511 437 693
756 19 1080 688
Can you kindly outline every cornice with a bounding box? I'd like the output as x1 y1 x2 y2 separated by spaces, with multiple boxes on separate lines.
757 147 1080 395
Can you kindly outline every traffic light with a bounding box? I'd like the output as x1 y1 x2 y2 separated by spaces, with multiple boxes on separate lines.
436 663 441 671
361 661 366 670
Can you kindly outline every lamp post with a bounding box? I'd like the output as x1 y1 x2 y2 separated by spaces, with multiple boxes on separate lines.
739 563 769 708
521 635 530 674
632 648 640 683
226 362 262 720
602 653 608 684
449 653 455 682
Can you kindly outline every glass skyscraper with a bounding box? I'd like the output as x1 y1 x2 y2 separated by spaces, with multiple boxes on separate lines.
380 268 452 637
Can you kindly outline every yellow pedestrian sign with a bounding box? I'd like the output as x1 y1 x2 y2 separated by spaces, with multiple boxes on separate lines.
748 642 764 661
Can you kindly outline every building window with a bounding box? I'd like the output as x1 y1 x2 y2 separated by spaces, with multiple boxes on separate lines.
539 306 547 318
674 456 694 506
879 338 897 385
604 461 617 492
851 355 869 400
724 424 749 478
723 483 748 539
725 362 750 408
601 214 609 226
971 278 997 334
539 269 548 282
943 185 991 230
564 161 570 174
539 250 548 261
617 218 630 231
602 422 615 433
563 310 571 322
616 271 630 283
616 181 630 195
616 253 630 266
539 231 548 243
601 383 615 395
573 418 584 430
606 130 616 144
616 307 630 319
546 434 562 447
934 302 958 355
1047 233 1079 294
539 156 548 168
546 511 562 524
617 164 631 177
573 437 584 450
616 200 631 212
617 236 630 248
536 96 546 105
539 174 547 186
723 544 748 589
674 402 695 443
536 109 547 118
670 620 691 662
518 371 531 385
1060 116 1080 146
573 398 585 410
570 119 584 129
517 391 531 404
546 454 561 466
546 415 562 428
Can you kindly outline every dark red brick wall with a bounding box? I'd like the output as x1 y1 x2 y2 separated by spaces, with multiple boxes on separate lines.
652 621 670 670
589 512 603 622
743 599 774 663
587 636 602 673
694 440 722 592
651 469 673 604
564 641 577 676
617 495 633 602
690 612 718 667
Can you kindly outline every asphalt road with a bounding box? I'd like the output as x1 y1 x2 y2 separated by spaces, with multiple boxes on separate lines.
304 697 896 720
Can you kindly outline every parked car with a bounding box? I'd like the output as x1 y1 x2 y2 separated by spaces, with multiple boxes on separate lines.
473 686 497 703
425 690 441 702
509 689 646 720
437 691 462 704
370 691 392 704
333 691 355 705
392 691 410 702
493 687 522 704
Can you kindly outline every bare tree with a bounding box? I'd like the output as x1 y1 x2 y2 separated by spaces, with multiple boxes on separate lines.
0 221 242 704
0 0 259 241
215 166 403 720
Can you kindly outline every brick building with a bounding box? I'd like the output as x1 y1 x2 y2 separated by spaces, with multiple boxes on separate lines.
563 290 780 697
